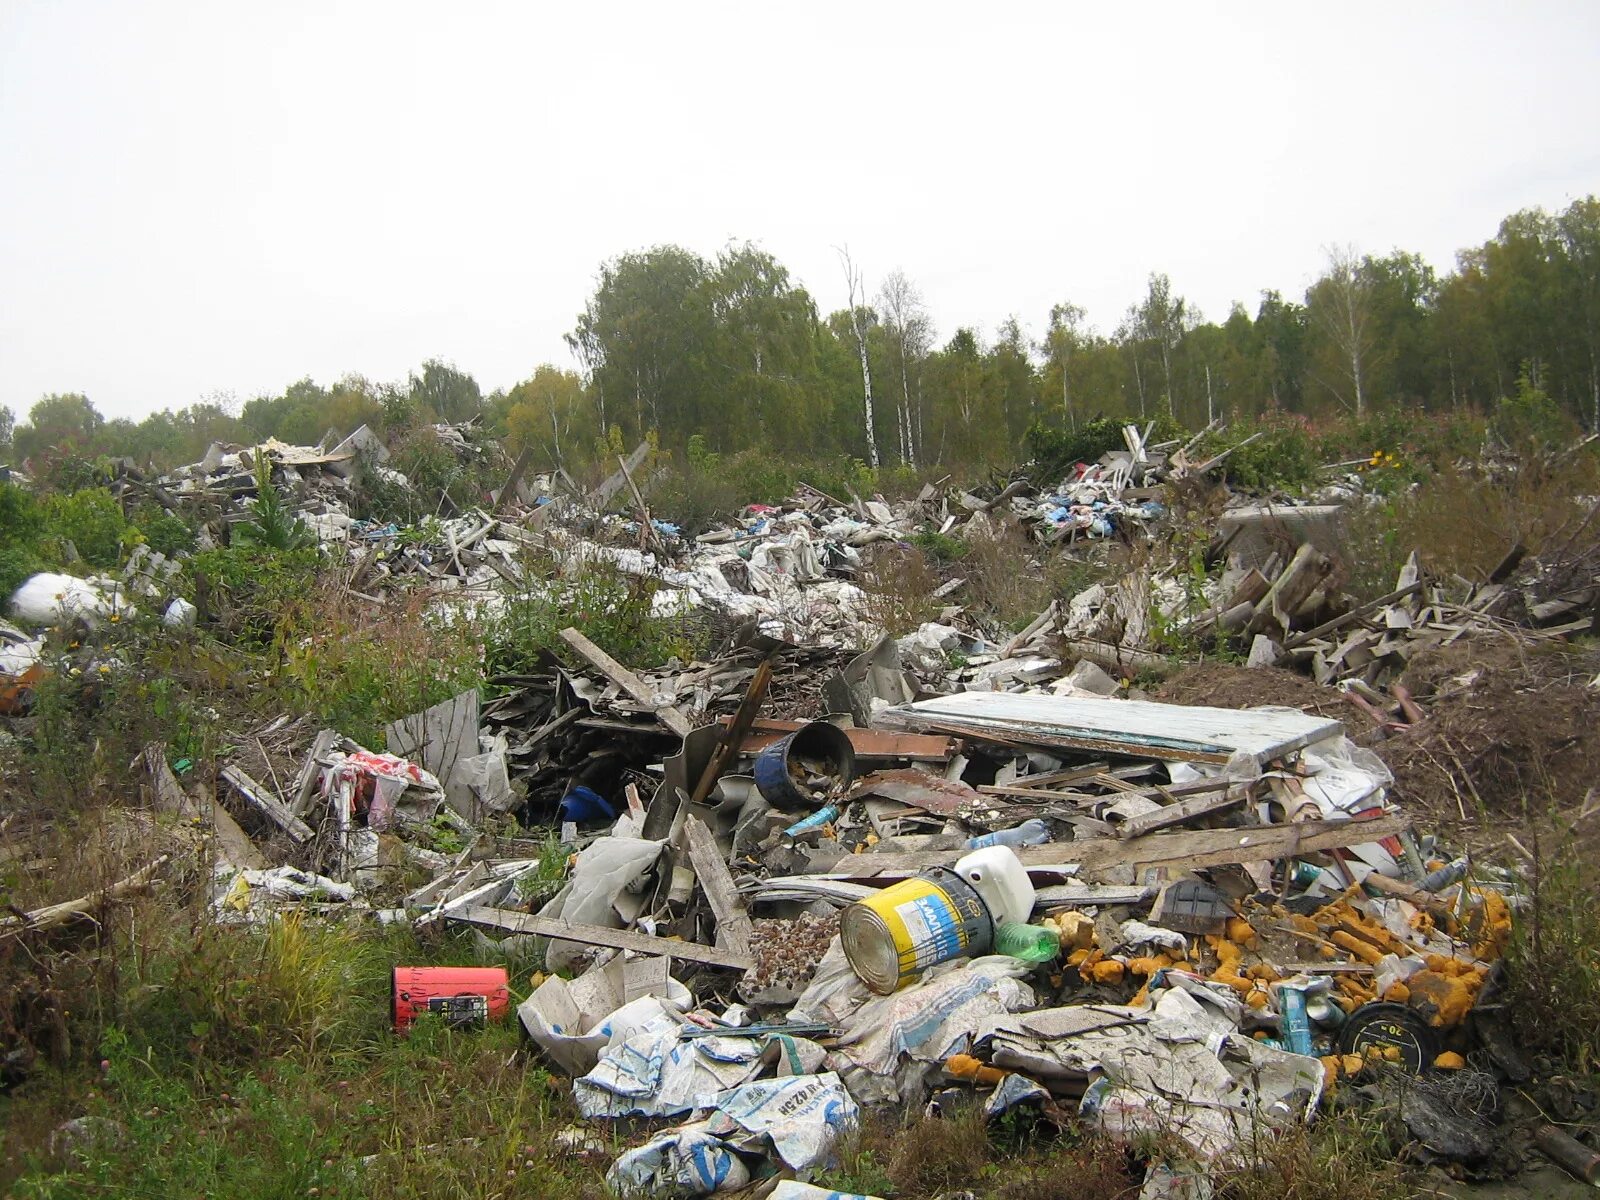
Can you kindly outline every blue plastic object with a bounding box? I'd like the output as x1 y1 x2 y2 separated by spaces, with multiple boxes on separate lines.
559 785 616 825
783 805 840 837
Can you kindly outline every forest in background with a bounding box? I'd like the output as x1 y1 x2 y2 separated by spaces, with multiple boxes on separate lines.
4 195 1598 477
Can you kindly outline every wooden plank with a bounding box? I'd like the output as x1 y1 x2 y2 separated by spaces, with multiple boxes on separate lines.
221 765 314 843
1248 543 1333 637
586 441 650 509
683 816 754 956
141 744 193 816
0 855 171 937
449 904 753 970
1280 582 1426 651
875 693 1341 767
493 445 536 512
1116 788 1246 839
559 627 693 739
691 659 772 805
291 729 339 817
805 814 1410 879
209 800 269 870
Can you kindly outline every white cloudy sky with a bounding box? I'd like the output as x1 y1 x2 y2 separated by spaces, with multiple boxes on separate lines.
2 1 1598 423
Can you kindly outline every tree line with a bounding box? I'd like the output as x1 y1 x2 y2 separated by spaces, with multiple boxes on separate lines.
5 195 1597 476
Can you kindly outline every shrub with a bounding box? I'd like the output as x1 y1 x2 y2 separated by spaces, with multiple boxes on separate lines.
1503 813 1600 1071
187 544 321 650
1491 366 1573 454
279 584 484 748
910 530 969 562
1207 415 1318 492
1337 443 1600 600
1025 414 1187 482
41 487 130 568
1025 416 1133 479
857 544 946 636
0 481 47 599
646 448 887 537
134 509 197 558
488 552 697 677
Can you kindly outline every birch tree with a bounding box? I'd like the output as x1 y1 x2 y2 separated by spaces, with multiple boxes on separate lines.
1308 245 1377 416
1136 273 1191 420
877 268 931 465
838 247 881 467
1041 301 1087 430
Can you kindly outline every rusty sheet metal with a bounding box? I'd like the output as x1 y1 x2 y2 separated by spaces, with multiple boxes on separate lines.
873 693 1341 766
848 768 980 816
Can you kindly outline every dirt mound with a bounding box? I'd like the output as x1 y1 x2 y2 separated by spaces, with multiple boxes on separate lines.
1154 644 1600 825
1154 663 1378 732
1382 636 1600 821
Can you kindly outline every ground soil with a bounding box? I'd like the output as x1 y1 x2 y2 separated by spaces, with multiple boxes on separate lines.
1154 662 1379 731
1383 637 1600 830
1155 639 1600 854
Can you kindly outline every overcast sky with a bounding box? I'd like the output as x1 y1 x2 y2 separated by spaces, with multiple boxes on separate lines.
3 1 1598 424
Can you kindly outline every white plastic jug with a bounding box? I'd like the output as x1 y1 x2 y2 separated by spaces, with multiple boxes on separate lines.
953 845 1036 927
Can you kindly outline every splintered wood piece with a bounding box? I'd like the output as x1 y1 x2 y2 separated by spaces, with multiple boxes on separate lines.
222 765 314 843
683 816 754 956
559 627 693 739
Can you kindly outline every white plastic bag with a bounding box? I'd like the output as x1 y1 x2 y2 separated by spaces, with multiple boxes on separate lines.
9 572 134 627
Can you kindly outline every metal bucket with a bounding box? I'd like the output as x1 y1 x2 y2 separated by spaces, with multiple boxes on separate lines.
752 721 856 812
839 866 995 994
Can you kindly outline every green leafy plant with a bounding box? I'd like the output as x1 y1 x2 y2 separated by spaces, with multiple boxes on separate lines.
134 508 197 558
1491 364 1571 454
488 552 696 677
278 584 484 748
910 530 969 562
1504 809 1600 1071
234 458 316 551
1201 415 1319 492
187 544 321 649
41 487 132 568
0 481 47 599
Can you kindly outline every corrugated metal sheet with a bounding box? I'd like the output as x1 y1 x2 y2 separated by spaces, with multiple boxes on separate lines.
873 692 1341 766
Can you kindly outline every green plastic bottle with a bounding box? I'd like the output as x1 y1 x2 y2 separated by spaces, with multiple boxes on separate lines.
994 922 1062 963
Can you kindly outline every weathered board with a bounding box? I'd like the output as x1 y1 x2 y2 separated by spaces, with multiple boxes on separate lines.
874 692 1341 766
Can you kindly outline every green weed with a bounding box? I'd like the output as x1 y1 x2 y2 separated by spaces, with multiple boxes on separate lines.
1212 1108 1413 1200
488 551 696 676
1504 811 1600 1071
910 530 969 562
278 584 483 749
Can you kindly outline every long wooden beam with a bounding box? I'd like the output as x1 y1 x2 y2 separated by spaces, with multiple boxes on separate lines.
448 904 753 970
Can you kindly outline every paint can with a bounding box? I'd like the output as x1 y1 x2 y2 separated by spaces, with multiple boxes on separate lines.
392 966 510 1032
753 721 856 812
839 866 994 994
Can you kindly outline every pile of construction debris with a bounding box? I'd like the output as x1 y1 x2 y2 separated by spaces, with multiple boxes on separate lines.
5 419 1597 1196
104 621 1512 1196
